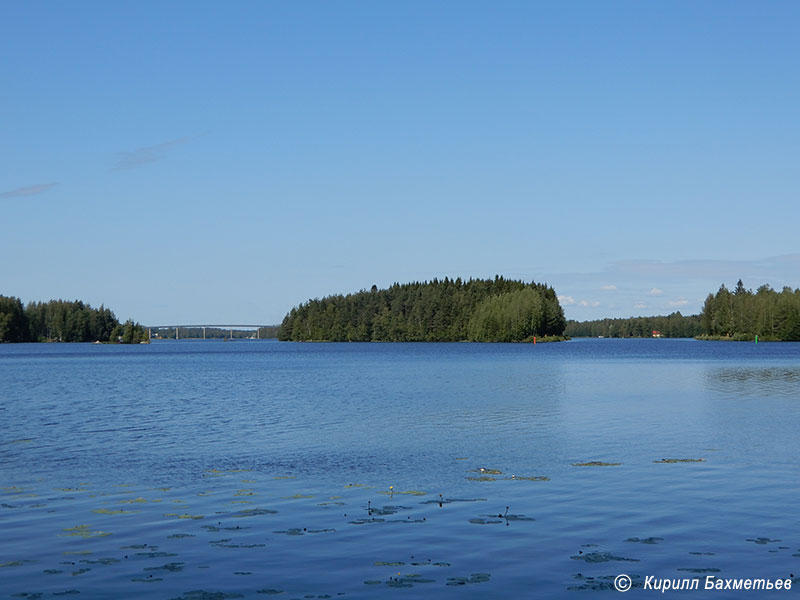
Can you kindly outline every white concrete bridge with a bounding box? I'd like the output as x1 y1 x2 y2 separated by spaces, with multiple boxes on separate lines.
146 324 275 339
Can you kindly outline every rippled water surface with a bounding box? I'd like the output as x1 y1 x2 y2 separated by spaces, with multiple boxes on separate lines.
2 339 799 598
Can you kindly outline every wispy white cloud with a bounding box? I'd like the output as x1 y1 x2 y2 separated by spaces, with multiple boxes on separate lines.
544 253 800 320
113 136 190 170
600 284 617 291
608 255 800 283
558 295 576 305
0 182 58 199
648 287 664 296
579 300 600 307
668 298 689 307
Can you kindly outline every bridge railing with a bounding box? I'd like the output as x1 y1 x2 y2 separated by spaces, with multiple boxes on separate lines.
145 325 276 340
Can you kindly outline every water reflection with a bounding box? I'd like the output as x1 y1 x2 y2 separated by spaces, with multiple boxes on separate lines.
705 367 800 399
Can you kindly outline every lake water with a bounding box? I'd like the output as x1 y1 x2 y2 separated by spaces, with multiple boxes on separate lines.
1 339 799 598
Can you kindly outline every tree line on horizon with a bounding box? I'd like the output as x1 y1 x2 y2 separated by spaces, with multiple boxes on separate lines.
565 280 800 341
6 279 798 344
565 312 703 338
699 280 800 341
278 276 567 342
0 295 148 343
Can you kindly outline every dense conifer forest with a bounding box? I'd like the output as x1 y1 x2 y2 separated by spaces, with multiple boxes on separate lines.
699 280 800 341
278 276 566 342
566 280 800 341
565 312 703 338
6 279 797 344
0 296 148 343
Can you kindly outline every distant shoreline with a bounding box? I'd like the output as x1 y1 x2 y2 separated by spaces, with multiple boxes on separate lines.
278 335 571 344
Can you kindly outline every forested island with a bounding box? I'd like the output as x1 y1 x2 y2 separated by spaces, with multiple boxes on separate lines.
0 296 148 343
278 276 566 342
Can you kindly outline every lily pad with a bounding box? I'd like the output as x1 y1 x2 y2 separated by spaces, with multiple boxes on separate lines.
469 518 503 525
144 562 185 572
170 592 245 600
385 579 413 588
377 489 426 496
233 507 277 517
505 514 535 522
80 558 120 565
570 551 639 563
60 524 110 538
273 528 335 536
348 518 385 525
446 573 491 585
368 505 412 516
1 561 32 568
568 573 643 591
420 497 486 505
201 524 248 532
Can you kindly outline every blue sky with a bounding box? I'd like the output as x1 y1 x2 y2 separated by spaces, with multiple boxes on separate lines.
2 1 799 325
